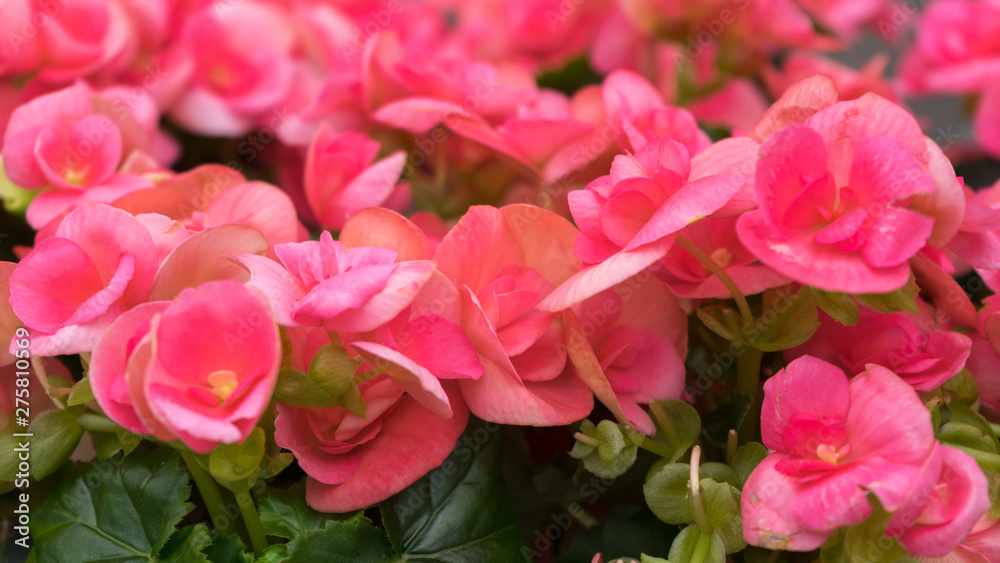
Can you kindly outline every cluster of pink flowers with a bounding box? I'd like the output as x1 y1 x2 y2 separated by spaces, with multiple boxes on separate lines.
2 0 1000 560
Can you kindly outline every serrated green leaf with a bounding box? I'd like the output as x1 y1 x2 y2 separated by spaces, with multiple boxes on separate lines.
668 526 724 563
855 277 920 314
66 376 96 406
203 531 253 563
259 482 353 540
30 409 84 479
255 544 289 563
381 417 529 562
31 448 193 562
810 288 859 326
283 519 395 563
733 443 768 485
157 524 211 563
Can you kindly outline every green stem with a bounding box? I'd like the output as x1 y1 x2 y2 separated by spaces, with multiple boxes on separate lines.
180 452 234 537
236 488 268 556
677 234 753 327
689 447 711 533
736 348 765 444
690 530 713 563
77 413 119 433
634 434 677 459
649 401 681 449
953 445 1000 471
574 432 600 448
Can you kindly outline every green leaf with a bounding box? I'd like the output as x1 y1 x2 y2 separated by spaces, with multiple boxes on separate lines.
640 555 669 563
255 545 289 563
289 519 394 563
754 288 820 352
668 526 724 563
941 369 980 406
117 427 143 455
92 431 123 461
810 288 859 326
273 368 336 408
555 504 676 563
203 531 253 563
644 463 693 525
31 448 193 562
209 428 265 488
157 524 211 563
695 304 743 343
273 345 366 416
66 376 96 406
855 277 920 314
698 479 738 528
30 409 84 480
732 443 768 485
0 431 21 482
715 515 747 554
260 452 294 479
381 417 529 562
575 420 638 478
648 399 701 463
259 482 352 540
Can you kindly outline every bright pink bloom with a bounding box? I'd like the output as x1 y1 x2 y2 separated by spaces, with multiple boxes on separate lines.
232 231 436 332
88 280 280 453
434 205 594 426
303 126 408 231
601 70 710 155
656 216 790 298
900 0 1000 96
887 444 990 557
274 327 470 513
948 181 1000 279
921 515 1000 562
0 0 131 83
742 356 936 550
539 137 749 311
793 0 890 37
968 296 1000 419
765 53 903 106
8 203 157 355
170 1 296 136
564 273 687 435
736 89 965 294
788 299 972 391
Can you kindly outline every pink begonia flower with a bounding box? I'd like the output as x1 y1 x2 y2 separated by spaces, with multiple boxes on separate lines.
736 84 965 294
274 327 470 513
89 280 280 453
887 443 990 557
742 356 936 550
764 53 903 106
231 231 436 332
0 0 131 83
0 263 20 366
686 79 770 135
794 0 890 38
656 216 791 298
948 181 1000 282
601 70 710 155
788 299 972 391
2 83 163 228
899 0 1000 97
113 165 304 251
967 295 1000 419
303 126 408 231
538 137 749 311
8 203 158 355
434 205 594 426
170 0 296 136
563 273 687 435
914 515 1000 562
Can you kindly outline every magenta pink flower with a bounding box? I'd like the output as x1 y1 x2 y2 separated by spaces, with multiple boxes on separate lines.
742 356 935 550
434 205 594 426
8 202 158 355
304 126 408 231
764 54 903 106
232 231 436 332
274 327 469 513
88 280 281 453
170 1 296 136
564 273 687 435
736 91 965 294
788 299 972 392
539 137 749 311
887 443 990 557
0 0 130 83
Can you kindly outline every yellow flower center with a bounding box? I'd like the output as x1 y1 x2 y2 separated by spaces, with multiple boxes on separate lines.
207 370 239 402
